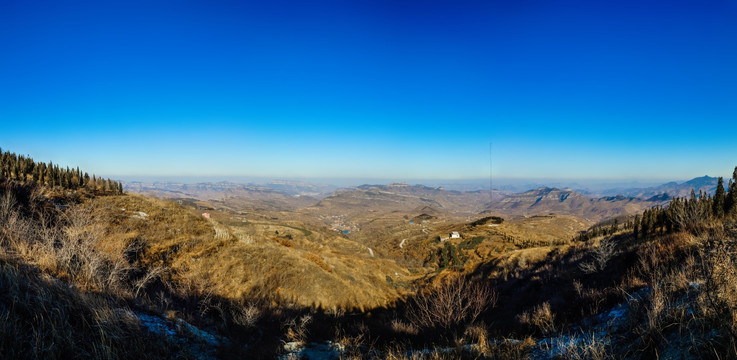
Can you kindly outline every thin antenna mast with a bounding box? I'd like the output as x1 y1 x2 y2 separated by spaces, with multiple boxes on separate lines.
489 142 493 211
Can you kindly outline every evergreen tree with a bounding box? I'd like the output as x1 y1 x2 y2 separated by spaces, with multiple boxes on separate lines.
728 167 737 216
641 209 651 238
633 214 640 239
609 219 618 235
713 177 726 218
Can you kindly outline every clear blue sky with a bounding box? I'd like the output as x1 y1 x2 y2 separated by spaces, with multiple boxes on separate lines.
1 0 736 182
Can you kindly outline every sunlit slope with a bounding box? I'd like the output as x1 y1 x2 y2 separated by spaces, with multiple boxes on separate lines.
88 194 414 310
494 187 661 221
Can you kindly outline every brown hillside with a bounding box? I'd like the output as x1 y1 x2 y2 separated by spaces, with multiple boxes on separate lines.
87 194 413 310
494 187 662 221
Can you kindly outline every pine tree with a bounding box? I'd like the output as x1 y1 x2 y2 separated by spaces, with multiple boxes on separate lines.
609 219 618 235
713 177 726 218
641 209 651 238
728 167 737 216
633 214 640 239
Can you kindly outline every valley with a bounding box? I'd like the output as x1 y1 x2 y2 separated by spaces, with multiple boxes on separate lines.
3 148 737 359
5 0 735 357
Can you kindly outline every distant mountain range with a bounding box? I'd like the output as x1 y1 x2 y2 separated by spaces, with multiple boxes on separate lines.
598 176 720 200
122 175 724 222
123 180 338 200
492 187 663 221
307 183 497 217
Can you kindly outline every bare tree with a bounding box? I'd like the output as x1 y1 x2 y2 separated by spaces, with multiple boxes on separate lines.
580 238 617 274
407 275 496 331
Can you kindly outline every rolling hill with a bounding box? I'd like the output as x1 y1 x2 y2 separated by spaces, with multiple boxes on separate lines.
492 187 664 221
124 181 321 211
6 148 737 358
609 175 720 200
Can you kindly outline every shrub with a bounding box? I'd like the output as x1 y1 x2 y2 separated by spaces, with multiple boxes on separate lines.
407 275 496 332
518 301 555 335
579 237 617 274
459 236 484 250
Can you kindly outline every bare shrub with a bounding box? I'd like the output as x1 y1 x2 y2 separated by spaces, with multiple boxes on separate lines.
518 301 555 334
134 266 166 298
211 221 231 240
573 279 584 297
325 306 345 318
332 326 369 359
407 275 496 331
697 235 737 347
391 319 419 335
55 207 111 289
0 191 16 221
0 192 35 250
551 332 613 360
580 238 616 274
464 325 489 356
285 314 312 345
231 302 261 328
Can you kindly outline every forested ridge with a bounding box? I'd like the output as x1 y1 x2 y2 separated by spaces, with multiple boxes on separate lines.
0 147 122 194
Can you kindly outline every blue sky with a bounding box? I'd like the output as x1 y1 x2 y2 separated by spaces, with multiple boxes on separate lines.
1 0 736 183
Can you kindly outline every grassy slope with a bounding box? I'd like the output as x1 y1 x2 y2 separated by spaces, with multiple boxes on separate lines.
6 173 737 359
89 194 414 310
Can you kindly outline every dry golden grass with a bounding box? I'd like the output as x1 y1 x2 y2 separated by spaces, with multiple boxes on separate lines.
13 173 737 358
0 254 184 359
305 252 332 272
80 194 416 311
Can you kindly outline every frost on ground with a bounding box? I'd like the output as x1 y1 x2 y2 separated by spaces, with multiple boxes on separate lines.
530 287 648 359
280 341 345 360
133 310 229 359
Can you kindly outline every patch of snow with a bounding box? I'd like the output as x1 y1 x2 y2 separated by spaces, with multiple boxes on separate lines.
399 239 406 248
533 333 611 359
367 248 374 257
280 341 345 360
528 287 650 359
137 312 177 337
133 310 229 359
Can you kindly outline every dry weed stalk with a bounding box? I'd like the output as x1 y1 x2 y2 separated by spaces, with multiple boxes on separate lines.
285 314 312 344
518 301 555 334
231 302 261 328
134 266 166 297
554 332 613 360
698 235 737 346
391 319 420 335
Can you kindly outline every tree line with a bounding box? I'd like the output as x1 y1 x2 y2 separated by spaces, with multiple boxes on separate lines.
0 147 123 194
633 167 737 238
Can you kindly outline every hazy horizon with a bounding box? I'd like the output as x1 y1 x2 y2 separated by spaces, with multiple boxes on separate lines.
116 174 720 195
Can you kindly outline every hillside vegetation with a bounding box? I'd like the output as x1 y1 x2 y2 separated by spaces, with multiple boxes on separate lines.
4 148 737 359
